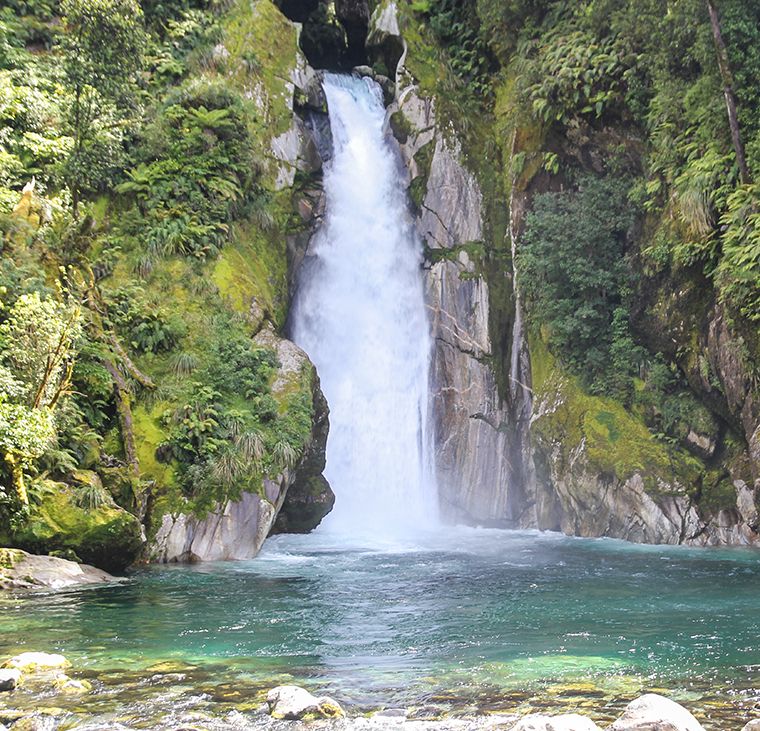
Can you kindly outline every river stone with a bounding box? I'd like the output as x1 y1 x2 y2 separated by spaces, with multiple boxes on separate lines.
2 653 70 674
513 713 601 731
10 717 56 731
741 722 760 731
266 684 344 720
610 694 705 731
0 669 21 691
52 675 91 694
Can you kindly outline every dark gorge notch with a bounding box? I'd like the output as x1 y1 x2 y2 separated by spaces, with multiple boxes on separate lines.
274 0 370 70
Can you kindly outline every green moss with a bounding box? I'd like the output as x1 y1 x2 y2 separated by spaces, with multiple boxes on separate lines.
0 548 25 569
409 139 434 210
9 482 142 572
213 217 289 326
133 403 175 489
389 110 413 144
222 0 299 144
530 335 704 493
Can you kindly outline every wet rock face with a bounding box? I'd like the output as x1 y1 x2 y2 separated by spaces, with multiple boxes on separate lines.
272 374 335 534
388 87 532 527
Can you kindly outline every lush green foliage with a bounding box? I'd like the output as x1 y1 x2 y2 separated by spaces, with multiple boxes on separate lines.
0 289 82 520
518 174 640 397
0 0 315 549
60 0 148 208
117 84 259 259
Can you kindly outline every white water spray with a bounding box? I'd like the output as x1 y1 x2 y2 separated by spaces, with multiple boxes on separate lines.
292 74 437 538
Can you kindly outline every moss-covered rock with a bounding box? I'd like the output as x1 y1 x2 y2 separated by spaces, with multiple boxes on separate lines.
4 482 143 572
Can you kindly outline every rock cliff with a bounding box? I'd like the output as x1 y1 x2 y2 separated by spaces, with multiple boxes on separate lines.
378 1 760 546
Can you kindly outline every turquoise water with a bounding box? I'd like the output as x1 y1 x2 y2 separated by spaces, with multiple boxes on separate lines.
1 528 759 727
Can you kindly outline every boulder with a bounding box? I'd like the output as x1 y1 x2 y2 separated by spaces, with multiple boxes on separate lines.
52 675 91 694
9 717 56 731
0 548 115 591
2 653 70 674
741 722 760 731
610 694 705 731
513 713 601 731
0 669 21 691
266 685 344 720
5 481 143 572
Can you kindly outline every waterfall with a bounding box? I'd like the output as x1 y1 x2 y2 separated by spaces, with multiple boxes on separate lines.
291 73 438 538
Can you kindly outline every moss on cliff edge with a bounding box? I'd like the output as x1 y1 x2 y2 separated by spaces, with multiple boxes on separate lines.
530 338 704 497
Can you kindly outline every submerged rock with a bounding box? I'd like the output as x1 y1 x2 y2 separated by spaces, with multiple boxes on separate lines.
266 684 345 720
52 675 91 694
0 548 115 590
513 714 601 730
610 694 705 731
10 717 56 731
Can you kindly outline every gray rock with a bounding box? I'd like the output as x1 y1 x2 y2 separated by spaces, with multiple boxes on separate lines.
266 685 344 720
150 490 279 563
0 669 21 691
513 714 601 731
741 721 760 731
2 653 70 673
10 717 56 731
271 116 322 189
366 0 405 81
353 65 375 78
0 549 114 591
421 136 527 526
610 694 705 731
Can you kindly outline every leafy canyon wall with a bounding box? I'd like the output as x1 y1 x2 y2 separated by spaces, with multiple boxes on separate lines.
0 0 334 568
2 0 759 566
376 0 760 545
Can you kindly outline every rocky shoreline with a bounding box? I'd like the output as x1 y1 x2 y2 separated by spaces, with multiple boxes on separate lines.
0 652 757 731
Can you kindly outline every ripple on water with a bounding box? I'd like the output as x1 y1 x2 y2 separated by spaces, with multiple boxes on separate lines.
1 529 759 728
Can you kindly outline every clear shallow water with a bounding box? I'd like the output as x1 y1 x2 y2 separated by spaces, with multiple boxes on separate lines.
1 529 759 727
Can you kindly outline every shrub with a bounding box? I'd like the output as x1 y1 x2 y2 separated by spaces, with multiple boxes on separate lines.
518 173 639 395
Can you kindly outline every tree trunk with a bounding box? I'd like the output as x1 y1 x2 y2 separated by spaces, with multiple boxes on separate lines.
103 360 140 476
5 453 28 507
706 0 751 184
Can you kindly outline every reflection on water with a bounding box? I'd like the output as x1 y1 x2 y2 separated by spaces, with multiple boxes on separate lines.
1 528 759 728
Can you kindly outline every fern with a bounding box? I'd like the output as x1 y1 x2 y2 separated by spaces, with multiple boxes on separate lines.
272 439 297 471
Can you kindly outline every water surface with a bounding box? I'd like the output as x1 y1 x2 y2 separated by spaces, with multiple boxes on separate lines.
1 529 759 728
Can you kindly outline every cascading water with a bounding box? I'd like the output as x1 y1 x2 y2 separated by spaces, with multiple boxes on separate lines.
291 73 437 538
